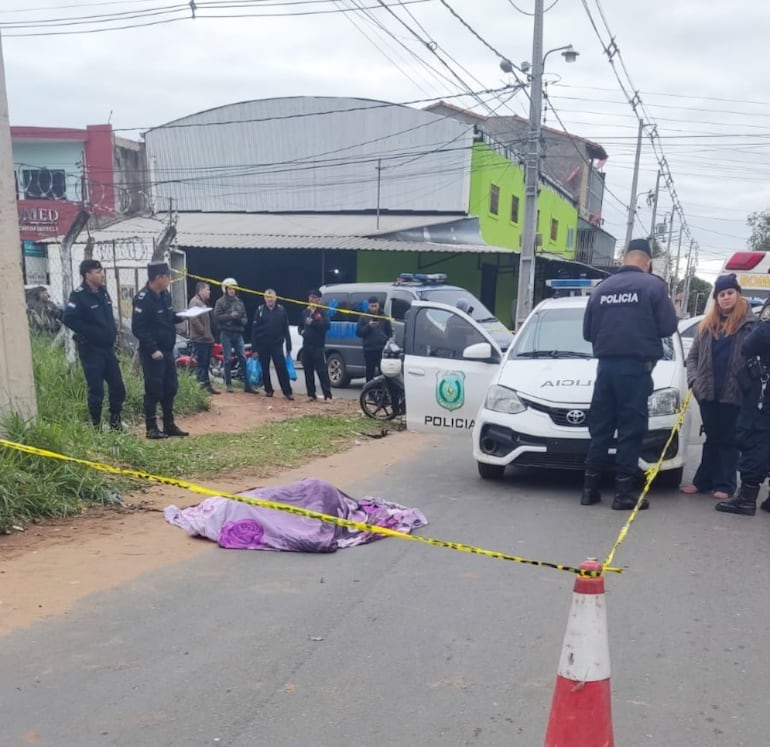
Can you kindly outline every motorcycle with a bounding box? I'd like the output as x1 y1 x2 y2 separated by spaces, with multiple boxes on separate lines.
175 338 253 383
359 340 405 421
209 341 253 382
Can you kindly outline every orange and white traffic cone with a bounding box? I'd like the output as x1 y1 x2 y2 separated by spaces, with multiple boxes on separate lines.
544 558 614 747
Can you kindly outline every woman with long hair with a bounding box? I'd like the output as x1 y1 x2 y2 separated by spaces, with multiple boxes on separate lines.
683 274 755 498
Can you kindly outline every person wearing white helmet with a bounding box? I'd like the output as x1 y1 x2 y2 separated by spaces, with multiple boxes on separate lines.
213 278 255 394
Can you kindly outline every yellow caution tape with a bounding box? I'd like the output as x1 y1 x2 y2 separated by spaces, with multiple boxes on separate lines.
178 269 395 322
0 437 620 577
603 388 694 570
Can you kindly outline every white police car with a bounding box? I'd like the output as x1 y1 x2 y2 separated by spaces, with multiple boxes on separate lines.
400 282 690 486
471 283 691 485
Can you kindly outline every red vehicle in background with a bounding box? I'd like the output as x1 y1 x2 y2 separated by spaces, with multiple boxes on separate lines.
175 338 253 381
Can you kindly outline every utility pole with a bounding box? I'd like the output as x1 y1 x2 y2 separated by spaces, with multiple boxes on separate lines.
681 239 695 316
375 159 382 230
515 0 544 330
648 170 661 244
670 223 684 296
623 119 645 251
0 34 37 420
60 207 90 365
663 211 674 286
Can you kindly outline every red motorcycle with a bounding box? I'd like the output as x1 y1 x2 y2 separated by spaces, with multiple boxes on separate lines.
209 341 253 382
175 339 253 382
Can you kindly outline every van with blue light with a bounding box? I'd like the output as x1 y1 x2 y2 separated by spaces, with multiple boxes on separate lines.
319 273 513 387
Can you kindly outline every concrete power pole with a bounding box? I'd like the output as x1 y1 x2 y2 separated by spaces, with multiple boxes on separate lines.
670 224 684 296
0 34 37 421
623 119 645 251
663 211 674 286
648 170 661 244
60 208 90 365
681 239 695 316
514 0 544 330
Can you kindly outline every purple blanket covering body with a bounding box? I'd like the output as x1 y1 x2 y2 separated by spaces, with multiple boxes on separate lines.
164 478 428 552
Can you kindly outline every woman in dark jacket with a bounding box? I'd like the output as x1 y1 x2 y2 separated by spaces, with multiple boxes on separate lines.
683 274 755 499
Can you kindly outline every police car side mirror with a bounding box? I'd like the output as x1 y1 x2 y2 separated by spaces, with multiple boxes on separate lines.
463 342 498 363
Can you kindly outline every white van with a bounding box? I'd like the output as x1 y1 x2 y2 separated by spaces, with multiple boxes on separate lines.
712 251 770 308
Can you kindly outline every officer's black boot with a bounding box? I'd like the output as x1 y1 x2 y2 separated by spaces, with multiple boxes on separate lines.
164 422 189 437
612 475 649 511
163 413 189 437
760 494 770 514
108 411 123 431
146 417 168 440
580 472 602 506
715 483 758 516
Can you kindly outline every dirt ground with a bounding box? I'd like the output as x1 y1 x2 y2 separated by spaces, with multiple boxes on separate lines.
0 392 427 637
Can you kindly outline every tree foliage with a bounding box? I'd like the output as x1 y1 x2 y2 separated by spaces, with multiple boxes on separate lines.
747 210 770 251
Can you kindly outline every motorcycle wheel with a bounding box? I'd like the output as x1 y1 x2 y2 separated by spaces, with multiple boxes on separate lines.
360 381 397 420
209 357 225 380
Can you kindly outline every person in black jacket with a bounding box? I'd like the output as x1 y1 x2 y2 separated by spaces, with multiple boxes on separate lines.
251 288 294 400
131 261 188 439
715 299 770 516
299 289 332 401
356 296 393 382
581 238 679 510
62 259 126 430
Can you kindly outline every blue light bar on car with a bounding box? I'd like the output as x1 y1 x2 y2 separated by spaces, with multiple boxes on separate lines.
397 272 447 284
545 278 601 289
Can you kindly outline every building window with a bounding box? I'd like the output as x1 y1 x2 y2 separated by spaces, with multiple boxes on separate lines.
550 218 559 242
489 184 500 215
21 168 67 200
510 195 520 223
567 227 575 249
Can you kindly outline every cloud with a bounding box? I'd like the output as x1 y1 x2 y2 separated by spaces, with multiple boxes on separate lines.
1 0 764 274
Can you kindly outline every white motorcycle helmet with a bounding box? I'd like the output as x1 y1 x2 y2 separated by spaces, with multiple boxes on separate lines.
222 277 238 291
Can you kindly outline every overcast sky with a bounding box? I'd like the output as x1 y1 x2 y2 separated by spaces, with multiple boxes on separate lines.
3 0 769 282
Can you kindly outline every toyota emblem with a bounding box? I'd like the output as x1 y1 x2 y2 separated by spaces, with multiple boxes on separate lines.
565 409 586 425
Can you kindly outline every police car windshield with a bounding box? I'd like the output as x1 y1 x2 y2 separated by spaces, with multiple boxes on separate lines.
512 305 676 361
420 289 496 322
511 307 595 359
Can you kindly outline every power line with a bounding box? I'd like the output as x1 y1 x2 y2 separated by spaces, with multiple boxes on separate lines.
579 0 699 253
110 86 515 134
1 0 434 36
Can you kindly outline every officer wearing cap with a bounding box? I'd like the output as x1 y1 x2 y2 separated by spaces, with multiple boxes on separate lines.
580 238 679 510
62 259 126 430
131 261 189 439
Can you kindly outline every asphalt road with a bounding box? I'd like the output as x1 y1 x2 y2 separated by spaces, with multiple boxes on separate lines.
2 434 769 746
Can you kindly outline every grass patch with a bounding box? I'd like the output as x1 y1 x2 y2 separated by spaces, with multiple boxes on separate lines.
29 335 208 425
0 336 385 532
104 414 375 478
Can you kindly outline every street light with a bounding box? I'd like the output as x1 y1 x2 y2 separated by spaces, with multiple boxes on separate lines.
503 0 579 329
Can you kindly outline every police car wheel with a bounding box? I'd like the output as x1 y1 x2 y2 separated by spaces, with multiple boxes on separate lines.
327 353 351 388
477 461 505 480
653 466 683 490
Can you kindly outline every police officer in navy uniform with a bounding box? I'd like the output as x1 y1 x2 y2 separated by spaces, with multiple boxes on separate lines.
715 298 770 516
62 259 126 430
131 261 189 439
581 238 679 510
299 289 332 401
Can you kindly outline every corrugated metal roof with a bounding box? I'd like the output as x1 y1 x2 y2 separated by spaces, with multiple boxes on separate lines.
144 97 473 214
45 213 507 254
83 212 469 238
180 234 504 254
